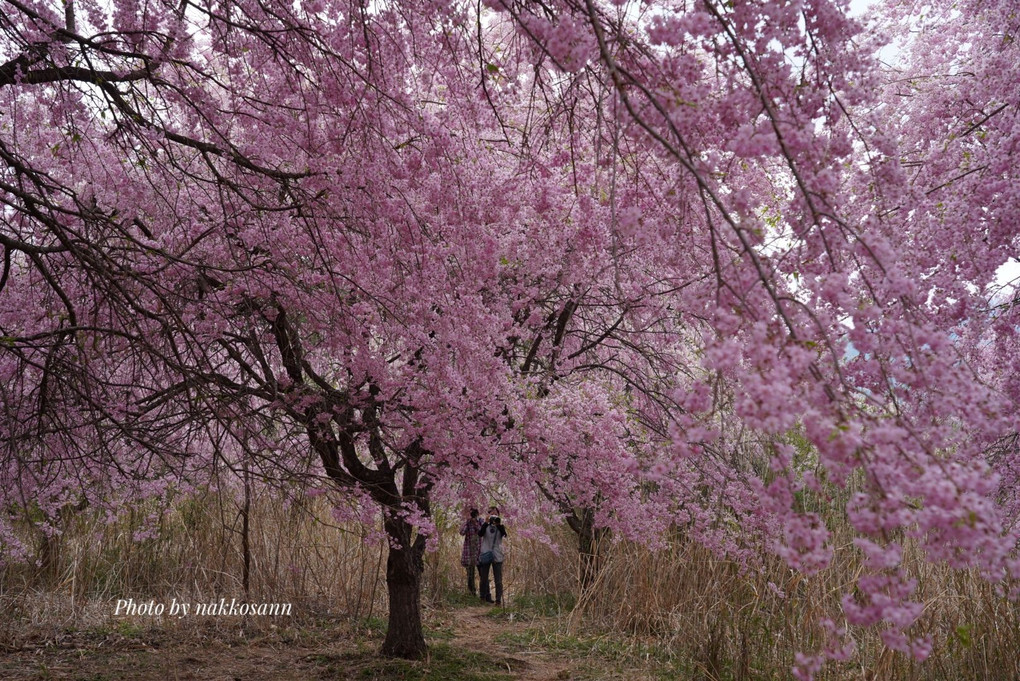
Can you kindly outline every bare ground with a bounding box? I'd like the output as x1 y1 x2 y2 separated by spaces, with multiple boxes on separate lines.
444 604 573 681
0 600 660 680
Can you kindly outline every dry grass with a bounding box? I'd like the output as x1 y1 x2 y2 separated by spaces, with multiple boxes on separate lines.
525 530 1020 680
0 490 390 631
2 489 1019 680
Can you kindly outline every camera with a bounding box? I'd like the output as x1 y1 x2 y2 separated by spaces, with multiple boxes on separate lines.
490 516 501 525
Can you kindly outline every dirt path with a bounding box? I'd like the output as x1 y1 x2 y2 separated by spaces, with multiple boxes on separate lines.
447 605 572 681
0 601 659 680
0 609 577 681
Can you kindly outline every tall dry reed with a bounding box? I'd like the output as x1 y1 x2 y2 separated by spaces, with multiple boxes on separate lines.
2 488 1018 680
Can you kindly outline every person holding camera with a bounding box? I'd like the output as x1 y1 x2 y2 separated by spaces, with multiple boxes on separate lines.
477 506 507 605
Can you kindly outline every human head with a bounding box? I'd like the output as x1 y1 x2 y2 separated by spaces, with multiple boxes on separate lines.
470 508 479 518
488 506 499 516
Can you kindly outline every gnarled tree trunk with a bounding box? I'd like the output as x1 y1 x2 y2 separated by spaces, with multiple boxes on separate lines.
380 514 428 658
273 307 434 659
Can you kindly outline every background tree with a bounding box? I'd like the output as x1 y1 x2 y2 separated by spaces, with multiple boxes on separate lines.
486 0 1020 664
2 0 1019 671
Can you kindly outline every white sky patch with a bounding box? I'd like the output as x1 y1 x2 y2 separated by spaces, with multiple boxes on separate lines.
990 258 1020 305
848 0 874 18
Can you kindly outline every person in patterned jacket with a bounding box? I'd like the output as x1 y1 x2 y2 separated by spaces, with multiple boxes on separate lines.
459 508 483 596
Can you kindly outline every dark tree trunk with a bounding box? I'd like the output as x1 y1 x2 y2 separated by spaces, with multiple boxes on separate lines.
38 531 59 581
379 514 427 659
241 457 252 599
540 484 612 592
571 506 609 591
271 309 433 659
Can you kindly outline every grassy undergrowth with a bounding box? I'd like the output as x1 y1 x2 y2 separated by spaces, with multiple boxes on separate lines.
311 644 517 681
3 491 1020 680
